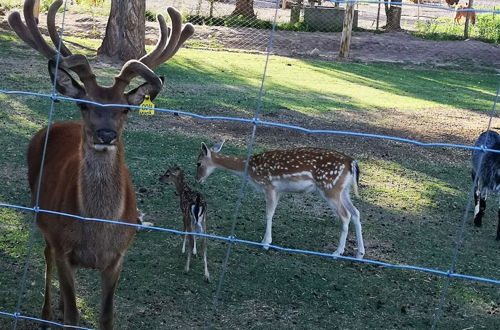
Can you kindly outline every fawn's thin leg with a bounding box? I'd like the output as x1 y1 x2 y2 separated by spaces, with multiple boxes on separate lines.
193 235 197 255
185 235 193 273
203 237 210 282
182 220 187 254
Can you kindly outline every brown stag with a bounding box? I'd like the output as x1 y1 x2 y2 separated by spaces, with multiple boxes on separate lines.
8 0 194 328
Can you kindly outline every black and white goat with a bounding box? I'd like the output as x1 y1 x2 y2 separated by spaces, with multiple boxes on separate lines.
471 130 500 240
160 166 210 281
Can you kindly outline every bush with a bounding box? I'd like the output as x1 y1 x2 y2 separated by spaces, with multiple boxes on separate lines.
476 14 500 43
278 21 314 32
184 14 316 33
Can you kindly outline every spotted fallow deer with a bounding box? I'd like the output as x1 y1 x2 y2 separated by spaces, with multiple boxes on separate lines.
196 142 365 259
8 0 194 328
160 167 210 282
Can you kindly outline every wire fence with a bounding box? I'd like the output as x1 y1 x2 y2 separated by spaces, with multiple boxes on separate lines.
143 0 500 53
0 0 499 329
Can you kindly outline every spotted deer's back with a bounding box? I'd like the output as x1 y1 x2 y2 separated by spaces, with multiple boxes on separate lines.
248 148 353 188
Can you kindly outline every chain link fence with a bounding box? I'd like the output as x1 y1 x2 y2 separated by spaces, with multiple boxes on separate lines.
143 0 500 58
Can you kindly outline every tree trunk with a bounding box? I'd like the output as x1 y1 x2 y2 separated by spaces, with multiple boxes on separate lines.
98 0 146 62
232 0 256 18
384 0 402 31
339 3 356 58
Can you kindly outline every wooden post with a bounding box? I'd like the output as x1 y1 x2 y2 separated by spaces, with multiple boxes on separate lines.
464 0 474 39
417 1 420 22
339 3 355 58
376 0 381 30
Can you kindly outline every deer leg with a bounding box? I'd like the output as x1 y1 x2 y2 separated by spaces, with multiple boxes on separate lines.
100 258 123 330
262 190 279 249
474 189 486 227
203 237 210 282
193 235 198 256
342 194 365 259
40 243 54 326
182 219 188 254
182 234 187 254
497 202 500 240
55 257 78 326
324 191 351 257
185 235 193 273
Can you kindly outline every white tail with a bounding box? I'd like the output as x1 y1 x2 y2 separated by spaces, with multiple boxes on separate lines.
196 143 365 259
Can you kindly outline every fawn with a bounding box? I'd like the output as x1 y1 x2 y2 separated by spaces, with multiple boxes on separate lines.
160 167 210 281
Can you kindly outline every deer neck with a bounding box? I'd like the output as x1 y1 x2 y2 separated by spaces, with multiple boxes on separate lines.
213 153 246 175
173 177 188 196
78 142 126 220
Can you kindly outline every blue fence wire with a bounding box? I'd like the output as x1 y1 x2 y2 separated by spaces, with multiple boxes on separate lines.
1 0 500 329
0 202 499 286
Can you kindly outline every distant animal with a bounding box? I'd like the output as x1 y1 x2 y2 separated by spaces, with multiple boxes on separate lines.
445 0 459 6
471 130 500 240
196 141 365 259
160 167 210 281
455 4 476 25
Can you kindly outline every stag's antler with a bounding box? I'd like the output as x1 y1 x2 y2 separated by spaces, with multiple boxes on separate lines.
9 0 98 91
113 8 195 92
8 0 195 93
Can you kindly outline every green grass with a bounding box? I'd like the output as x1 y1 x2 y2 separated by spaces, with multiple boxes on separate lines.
0 31 499 329
414 14 500 44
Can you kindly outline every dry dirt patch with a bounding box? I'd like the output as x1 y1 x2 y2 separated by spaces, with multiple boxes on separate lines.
2 9 500 68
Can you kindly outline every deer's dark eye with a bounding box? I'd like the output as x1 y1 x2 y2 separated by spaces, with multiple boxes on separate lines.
197 162 201 167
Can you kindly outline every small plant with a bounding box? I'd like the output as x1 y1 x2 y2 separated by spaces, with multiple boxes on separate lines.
278 21 314 32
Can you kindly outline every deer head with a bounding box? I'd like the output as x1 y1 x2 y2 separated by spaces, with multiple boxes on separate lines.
8 0 194 152
196 141 226 183
159 166 184 185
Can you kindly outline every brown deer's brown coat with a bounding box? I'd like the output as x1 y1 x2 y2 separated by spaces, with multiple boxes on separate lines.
9 0 194 328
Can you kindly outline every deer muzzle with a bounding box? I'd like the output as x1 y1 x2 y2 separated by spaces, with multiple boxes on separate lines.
94 129 117 151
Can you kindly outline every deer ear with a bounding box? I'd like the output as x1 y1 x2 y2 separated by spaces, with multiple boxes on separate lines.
126 76 165 105
211 140 225 152
48 60 86 99
201 142 210 156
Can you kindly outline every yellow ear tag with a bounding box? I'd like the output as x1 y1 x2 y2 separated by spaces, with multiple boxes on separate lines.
139 95 155 116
